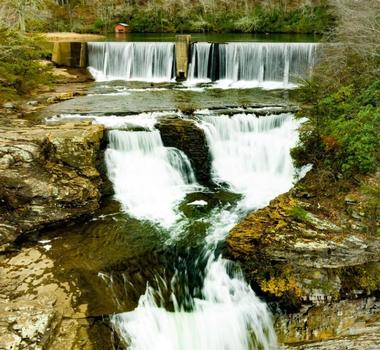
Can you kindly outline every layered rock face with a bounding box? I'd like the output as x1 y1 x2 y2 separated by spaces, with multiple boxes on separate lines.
226 170 380 348
0 120 106 249
156 116 213 186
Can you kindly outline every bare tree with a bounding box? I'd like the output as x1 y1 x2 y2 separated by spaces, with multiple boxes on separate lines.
0 0 44 32
332 0 380 60
311 0 380 91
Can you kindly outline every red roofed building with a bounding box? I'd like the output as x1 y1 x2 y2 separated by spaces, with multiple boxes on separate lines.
115 23 129 33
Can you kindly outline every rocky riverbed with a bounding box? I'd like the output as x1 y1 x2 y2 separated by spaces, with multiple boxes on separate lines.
226 170 380 348
1 64 379 349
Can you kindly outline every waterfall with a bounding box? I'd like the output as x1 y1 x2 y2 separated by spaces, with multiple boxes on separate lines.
200 113 301 209
48 111 305 349
107 112 306 350
87 41 316 87
187 42 317 88
87 42 176 82
187 42 212 83
111 256 277 350
105 129 198 227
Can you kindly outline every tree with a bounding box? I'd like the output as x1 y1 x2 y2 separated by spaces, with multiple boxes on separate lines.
0 0 44 32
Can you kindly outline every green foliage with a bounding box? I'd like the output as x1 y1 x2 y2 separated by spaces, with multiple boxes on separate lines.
286 205 309 222
293 82 380 177
0 27 52 101
120 4 333 34
293 0 380 178
29 1 334 34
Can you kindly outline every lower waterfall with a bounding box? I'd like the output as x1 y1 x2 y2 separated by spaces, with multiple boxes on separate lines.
105 111 303 350
106 129 198 227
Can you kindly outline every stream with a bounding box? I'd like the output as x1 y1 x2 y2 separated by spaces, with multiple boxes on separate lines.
37 35 317 349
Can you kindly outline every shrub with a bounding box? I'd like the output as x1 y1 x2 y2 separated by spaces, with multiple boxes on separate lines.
0 27 52 101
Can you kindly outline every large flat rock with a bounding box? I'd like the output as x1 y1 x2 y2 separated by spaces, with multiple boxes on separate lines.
0 120 106 248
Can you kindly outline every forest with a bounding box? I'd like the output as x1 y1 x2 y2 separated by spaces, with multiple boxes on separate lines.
0 0 333 33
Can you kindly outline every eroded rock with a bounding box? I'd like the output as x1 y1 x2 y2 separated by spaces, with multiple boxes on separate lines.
156 116 213 186
0 121 107 248
226 169 380 347
0 248 94 350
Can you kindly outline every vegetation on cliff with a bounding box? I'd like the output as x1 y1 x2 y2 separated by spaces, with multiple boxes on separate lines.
0 0 333 34
0 28 52 102
292 0 380 177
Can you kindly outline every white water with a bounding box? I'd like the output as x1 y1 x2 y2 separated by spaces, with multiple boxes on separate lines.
200 113 301 209
187 42 212 84
47 110 303 349
108 112 306 350
88 42 176 82
112 257 276 350
106 129 198 227
47 111 179 130
187 42 317 89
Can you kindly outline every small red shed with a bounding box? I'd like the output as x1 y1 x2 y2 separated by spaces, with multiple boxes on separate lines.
115 23 129 33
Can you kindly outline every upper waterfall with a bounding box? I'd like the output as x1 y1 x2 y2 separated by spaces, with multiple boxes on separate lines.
87 42 176 82
87 41 317 88
188 42 318 88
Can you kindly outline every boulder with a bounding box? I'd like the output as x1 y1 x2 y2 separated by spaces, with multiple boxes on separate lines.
226 169 380 347
0 121 108 248
156 116 213 186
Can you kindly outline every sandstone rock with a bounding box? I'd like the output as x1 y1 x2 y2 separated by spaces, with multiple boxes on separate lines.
277 298 380 349
156 116 213 186
226 169 380 347
0 247 95 349
0 121 107 248
226 176 380 307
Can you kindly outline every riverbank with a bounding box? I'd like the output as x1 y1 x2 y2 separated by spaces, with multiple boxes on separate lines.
0 66 110 251
226 167 380 348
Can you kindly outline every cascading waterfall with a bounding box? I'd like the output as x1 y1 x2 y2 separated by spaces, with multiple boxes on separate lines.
88 42 176 82
108 112 305 350
105 129 198 227
199 112 302 209
187 42 318 88
87 41 317 88
112 256 277 350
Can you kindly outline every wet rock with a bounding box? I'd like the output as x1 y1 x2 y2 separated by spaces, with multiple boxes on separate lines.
0 247 95 349
277 298 380 349
226 169 380 347
156 116 213 186
227 193 380 307
27 100 39 106
47 92 75 104
0 121 107 248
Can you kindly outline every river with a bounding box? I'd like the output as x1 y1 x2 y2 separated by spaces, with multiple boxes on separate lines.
34 34 318 349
